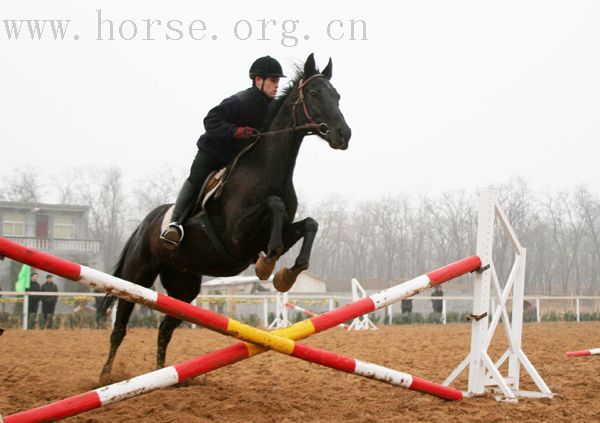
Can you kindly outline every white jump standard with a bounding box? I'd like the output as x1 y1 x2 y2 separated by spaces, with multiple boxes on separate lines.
444 191 553 401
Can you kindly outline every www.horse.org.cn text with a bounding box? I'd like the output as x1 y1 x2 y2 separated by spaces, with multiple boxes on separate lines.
0 10 368 46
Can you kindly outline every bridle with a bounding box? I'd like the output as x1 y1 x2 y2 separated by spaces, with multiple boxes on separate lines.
252 73 330 138
222 74 332 206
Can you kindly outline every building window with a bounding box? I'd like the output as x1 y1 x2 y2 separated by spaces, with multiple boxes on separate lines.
2 212 25 236
53 215 75 239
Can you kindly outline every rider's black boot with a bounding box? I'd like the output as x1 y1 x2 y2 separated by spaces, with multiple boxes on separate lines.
160 180 199 249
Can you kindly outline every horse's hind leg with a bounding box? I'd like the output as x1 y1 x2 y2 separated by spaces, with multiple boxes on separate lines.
255 196 286 280
273 217 319 292
100 265 158 380
156 269 202 368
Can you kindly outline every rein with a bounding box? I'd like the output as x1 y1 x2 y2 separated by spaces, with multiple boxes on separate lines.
253 122 329 137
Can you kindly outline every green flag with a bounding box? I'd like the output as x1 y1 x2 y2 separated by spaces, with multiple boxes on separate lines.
15 264 31 292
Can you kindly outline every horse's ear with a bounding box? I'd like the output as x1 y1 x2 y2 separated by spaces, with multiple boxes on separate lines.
322 58 333 80
304 53 317 77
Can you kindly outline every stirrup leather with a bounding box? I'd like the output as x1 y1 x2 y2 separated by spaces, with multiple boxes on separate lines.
160 223 185 247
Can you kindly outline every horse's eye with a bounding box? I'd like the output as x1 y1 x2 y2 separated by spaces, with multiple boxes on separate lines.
309 91 317 97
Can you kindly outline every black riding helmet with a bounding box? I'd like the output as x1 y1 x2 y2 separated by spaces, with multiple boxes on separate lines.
249 56 286 79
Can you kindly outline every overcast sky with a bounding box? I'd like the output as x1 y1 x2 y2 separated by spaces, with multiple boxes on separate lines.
1 1 599 204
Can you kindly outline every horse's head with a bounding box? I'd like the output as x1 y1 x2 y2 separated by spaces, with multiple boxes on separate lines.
297 54 351 150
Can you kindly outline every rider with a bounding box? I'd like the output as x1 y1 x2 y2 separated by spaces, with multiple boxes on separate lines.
160 56 286 249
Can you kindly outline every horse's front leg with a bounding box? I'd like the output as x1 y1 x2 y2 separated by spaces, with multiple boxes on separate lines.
273 217 318 292
255 196 287 280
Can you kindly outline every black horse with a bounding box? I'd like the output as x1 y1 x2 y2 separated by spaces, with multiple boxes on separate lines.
97 53 351 379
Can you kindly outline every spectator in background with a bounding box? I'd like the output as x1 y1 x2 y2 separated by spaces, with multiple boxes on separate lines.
41 274 58 329
26 272 41 328
431 285 444 314
401 298 413 314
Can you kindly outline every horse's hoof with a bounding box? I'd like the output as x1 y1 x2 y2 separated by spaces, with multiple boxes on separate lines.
99 369 112 385
273 267 296 292
255 255 275 280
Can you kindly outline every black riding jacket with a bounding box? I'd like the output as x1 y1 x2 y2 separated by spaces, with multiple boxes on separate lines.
41 281 58 312
197 86 271 163
26 281 41 313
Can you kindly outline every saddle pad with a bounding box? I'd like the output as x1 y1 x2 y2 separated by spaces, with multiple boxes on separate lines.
160 205 175 233
201 167 227 208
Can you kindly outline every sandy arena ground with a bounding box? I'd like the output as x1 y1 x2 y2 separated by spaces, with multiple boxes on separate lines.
2 322 600 422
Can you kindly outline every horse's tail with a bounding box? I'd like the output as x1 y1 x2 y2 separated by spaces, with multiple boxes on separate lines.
96 294 117 325
95 226 140 324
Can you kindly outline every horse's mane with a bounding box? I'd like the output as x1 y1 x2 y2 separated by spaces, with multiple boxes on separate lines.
262 67 304 130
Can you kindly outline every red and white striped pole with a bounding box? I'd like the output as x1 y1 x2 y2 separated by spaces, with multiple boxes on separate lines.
565 348 600 357
0 237 481 421
286 301 350 329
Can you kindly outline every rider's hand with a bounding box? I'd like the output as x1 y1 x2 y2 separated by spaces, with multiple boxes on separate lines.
234 127 258 139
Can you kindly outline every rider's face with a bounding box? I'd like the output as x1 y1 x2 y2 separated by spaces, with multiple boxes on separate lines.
256 77 279 98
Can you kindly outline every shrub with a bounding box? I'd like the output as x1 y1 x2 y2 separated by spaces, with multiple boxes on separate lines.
240 313 260 327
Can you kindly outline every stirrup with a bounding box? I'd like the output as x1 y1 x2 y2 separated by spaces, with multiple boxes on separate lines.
160 223 185 248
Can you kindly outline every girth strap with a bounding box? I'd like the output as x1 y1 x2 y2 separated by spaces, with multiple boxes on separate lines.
197 211 242 264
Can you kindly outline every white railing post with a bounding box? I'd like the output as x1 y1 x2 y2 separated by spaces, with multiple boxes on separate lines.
22 293 29 330
111 303 117 328
191 298 197 329
576 297 580 322
536 298 541 323
262 296 269 328
442 299 447 324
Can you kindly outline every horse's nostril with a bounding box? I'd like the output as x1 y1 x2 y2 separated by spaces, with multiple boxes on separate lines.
337 127 351 141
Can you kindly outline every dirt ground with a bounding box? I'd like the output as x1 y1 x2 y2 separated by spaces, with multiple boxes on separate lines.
2 322 600 422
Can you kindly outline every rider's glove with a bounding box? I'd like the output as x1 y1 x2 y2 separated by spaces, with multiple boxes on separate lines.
234 127 258 139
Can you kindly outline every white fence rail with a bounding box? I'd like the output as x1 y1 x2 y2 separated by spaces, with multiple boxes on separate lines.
1 291 599 330
3 236 101 253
